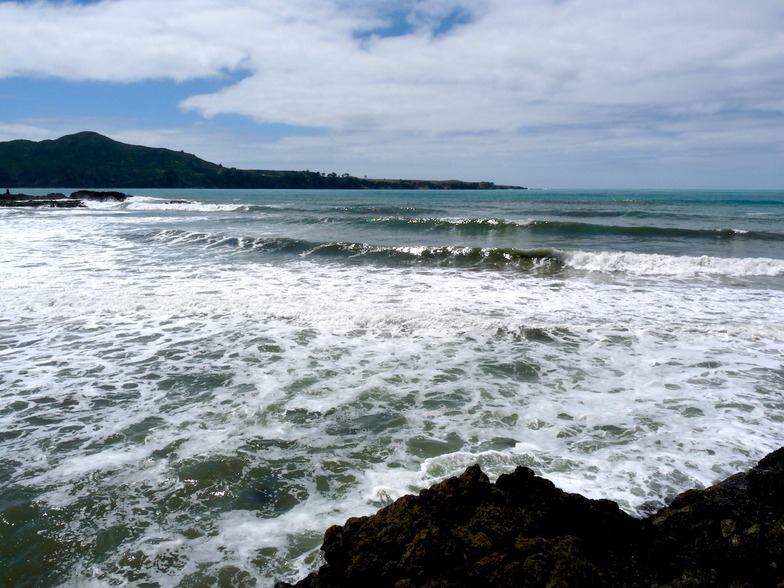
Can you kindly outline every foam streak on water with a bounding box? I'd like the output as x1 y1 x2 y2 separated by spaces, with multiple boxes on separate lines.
1 190 784 587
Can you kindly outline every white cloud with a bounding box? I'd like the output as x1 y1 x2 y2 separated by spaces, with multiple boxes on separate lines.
0 0 343 82
171 0 783 141
1 0 783 187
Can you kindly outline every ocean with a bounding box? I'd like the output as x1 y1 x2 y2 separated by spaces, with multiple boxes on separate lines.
1 188 783 586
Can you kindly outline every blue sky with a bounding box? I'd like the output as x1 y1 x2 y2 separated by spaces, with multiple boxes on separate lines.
1 0 783 188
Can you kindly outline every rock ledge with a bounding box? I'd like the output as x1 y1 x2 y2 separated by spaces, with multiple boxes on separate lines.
279 448 784 587
0 189 129 207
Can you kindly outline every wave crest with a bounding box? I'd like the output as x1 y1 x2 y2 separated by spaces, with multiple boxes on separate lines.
566 250 784 277
146 229 784 278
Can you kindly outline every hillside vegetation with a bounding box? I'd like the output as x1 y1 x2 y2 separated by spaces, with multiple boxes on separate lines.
0 132 521 190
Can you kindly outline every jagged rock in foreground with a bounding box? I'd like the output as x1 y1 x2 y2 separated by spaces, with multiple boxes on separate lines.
279 448 784 587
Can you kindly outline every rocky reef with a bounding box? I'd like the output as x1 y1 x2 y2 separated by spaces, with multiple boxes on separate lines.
279 448 784 587
0 189 129 207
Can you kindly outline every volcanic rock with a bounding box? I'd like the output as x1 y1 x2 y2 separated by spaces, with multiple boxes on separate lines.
0 190 81 207
278 448 784 587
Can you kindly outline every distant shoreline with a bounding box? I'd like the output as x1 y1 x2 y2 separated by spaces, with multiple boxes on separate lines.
0 132 525 190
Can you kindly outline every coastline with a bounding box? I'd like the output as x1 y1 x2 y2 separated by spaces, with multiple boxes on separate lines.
0 132 525 191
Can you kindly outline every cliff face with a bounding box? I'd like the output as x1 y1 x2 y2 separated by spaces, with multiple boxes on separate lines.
279 448 784 587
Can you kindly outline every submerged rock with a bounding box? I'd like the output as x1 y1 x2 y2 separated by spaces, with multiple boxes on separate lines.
278 448 784 587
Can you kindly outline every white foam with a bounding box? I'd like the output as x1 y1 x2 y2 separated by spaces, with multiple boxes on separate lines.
565 249 784 277
2 206 784 586
73 195 251 213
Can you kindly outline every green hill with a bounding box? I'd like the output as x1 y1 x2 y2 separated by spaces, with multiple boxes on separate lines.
0 132 522 190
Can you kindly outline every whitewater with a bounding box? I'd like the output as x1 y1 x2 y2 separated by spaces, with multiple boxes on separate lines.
1 188 783 586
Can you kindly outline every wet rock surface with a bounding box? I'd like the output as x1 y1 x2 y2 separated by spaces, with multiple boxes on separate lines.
278 448 784 587
0 189 129 207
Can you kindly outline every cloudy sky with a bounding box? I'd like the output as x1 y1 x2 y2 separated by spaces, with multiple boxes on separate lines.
1 0 783 188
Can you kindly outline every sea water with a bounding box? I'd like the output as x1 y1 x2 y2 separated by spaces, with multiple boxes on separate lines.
1 189 783 586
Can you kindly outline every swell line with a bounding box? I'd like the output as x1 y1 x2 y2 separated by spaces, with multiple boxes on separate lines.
291 215 783 242
143 229 784 277
525 220 777 240
144 229 565 272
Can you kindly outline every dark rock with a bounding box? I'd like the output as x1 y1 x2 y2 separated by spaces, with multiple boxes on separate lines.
279 465 641 587
1 189 34 201
641 446 784 587
277 449 784 588
0 189 129 207
0 190 84 208
68 190 129 202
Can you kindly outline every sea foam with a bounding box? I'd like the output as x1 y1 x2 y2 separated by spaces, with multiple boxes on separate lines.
566 249 784 277
3 189 784 586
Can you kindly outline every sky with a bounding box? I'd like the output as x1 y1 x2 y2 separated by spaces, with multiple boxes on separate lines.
1 0 783 189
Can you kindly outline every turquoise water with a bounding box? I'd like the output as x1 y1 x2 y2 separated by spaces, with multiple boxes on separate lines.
1 189 783 586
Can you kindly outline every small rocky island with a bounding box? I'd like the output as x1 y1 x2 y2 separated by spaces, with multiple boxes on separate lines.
0 189 129 208
279 447 784 587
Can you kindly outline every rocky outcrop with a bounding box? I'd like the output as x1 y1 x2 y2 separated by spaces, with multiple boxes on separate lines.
0 190 80 207
278 448 784 587
0 189 129 207
642 447 784 586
